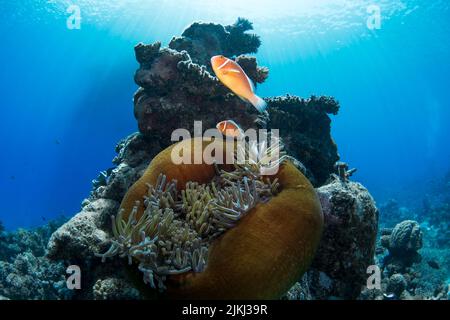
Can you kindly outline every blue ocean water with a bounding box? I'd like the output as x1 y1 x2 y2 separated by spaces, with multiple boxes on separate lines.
0 0 449 230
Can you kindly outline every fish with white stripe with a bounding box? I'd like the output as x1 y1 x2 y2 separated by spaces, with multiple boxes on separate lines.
211 55 267 113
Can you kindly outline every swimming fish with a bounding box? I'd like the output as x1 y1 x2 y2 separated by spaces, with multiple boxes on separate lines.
216 120 245 139
211 55 267 113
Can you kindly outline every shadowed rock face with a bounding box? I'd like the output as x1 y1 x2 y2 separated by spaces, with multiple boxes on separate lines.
267 95 340 186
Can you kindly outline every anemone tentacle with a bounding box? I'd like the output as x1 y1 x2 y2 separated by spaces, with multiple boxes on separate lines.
97 138 287 291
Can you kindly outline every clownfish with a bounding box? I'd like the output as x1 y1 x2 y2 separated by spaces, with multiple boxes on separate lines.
216 120 245 139
211 55 267 113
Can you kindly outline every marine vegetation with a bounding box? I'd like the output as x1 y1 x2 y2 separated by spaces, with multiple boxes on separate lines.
97 137 323 299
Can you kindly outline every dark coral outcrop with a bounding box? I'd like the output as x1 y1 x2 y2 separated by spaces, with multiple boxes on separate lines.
267 95 340 186
133 43 262 147
168 18 261 69
0 218 72 300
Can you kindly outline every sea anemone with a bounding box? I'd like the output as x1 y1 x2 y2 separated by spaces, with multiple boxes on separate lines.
97 137 323 299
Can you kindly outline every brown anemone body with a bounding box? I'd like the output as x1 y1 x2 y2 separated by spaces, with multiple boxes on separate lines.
120 138 323 299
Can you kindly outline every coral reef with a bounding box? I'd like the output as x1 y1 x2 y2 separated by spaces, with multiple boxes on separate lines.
0 217 72 300
47 199 119 261
132 19 339 187
283 274 313 300
96 165 277 291
44 128 380 300
0 217 65 261
379 172 449 248
366 173 450 301
305 176 379 299
387 273 407 297
133 27 263 147
266 95 340 186
361 190 449 300
43 19 379 300
360 228 449 301
2 17 447 302
378 199 419 227
96 137 322 299
47 134 156 299
168 18 261 69
420 173 450 249
388 220 423 255
378 220 424 272
0 252 70 300
93 277 140 300
46 130 374 299
235 55 269 85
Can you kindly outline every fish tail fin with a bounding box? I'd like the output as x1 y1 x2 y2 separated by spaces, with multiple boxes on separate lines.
248 94 267 113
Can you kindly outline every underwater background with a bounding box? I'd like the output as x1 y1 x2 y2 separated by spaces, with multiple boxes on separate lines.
0 0 449 301
1 0 449 229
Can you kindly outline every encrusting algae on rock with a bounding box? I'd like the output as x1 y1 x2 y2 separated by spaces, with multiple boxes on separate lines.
97 137 324 299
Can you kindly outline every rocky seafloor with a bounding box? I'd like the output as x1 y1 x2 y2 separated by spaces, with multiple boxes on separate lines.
0 18 448 300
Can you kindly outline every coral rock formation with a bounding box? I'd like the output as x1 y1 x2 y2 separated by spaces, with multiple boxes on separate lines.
133 18 268 148
387 273 407 297
380 220 423 271
0 218 71 300
48 199 119 261
389 220 423 254
308 176 379 299
132 19 339 185
98 138 323 299
45 19 378 300
93 277 140 300
133 44 261 146
168 18 261 69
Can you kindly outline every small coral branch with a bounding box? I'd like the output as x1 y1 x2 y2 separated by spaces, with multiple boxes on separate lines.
334 162 357 182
